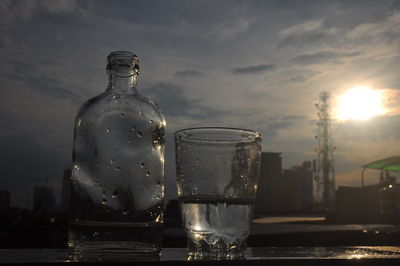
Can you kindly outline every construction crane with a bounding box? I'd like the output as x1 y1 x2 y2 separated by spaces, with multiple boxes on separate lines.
314 91 336 212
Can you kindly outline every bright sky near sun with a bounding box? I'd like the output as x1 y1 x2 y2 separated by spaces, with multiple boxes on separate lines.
334 86 388 121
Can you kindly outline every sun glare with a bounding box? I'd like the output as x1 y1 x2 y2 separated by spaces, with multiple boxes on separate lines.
335 86 387 121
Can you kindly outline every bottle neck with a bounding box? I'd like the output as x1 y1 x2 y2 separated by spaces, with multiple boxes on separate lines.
106 52 140 93
109 74 137 93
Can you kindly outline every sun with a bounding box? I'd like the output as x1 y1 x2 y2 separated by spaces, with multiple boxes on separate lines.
334 85 387 121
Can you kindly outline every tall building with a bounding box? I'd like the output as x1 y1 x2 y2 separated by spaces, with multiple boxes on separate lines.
280 161 314 212
255 152 282 214
33 185 56 212
60 168 72 211
0 190 11 209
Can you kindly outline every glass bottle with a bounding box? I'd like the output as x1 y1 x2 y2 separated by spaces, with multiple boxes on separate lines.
68 51 166 260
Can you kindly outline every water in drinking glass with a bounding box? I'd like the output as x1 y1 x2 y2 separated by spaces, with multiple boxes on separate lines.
179 196 254 259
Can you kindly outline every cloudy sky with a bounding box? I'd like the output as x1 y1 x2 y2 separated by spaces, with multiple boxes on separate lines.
1 0 400 208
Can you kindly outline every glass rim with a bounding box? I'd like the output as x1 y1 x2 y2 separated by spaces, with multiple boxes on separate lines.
174 127 262 143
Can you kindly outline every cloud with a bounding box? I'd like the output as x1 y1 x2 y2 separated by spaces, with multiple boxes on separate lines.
346 11 400 41
280 19 324 36
142 82 223 119
287 71 319 83
334 115 400 142
0 32 11 47
278 19 338 48
174 70 204 78
0 0 92 24
205 17 255 41
231 64 276 74
290 51 360 65
2 60 84 103
263 115 309 138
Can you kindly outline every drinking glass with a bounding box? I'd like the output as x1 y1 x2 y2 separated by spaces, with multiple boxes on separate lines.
175 127 262 259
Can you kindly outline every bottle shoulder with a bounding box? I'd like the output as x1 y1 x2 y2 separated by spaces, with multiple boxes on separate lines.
75 91 165 126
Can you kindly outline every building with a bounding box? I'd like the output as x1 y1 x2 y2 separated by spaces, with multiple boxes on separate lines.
33 185 56 212
255 153 315 214
332 183 400 224
60 168 72 211
279 161 314 212
0 190 11 209
255 152 282 214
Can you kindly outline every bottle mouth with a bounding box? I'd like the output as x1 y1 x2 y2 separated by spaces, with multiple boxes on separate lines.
107 51 140 77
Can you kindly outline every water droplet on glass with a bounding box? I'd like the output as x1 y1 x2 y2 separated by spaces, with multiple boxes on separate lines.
115 166 121 171
93 232 99 237
103 190 106 194
140 162 145 168
112 95 120 100
101 198 107 205
110 159 116 164
123 210 131 216
195 158 199 163
120 113 125 117
146 171 151 177
106 128 111 133
138 110 143 116
149 120 153 124
191 165 196 169
136 131 143 138
112 191 119 198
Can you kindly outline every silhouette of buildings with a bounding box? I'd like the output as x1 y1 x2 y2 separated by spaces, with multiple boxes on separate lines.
60 168 72 211
0 190 11 209
33 185 56 212
331 185 380 223
255 152 282 214
255 152 314 214
330 181 400 224
280 161 314 212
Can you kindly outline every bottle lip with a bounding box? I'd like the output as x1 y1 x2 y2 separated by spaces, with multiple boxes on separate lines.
107 51 140 76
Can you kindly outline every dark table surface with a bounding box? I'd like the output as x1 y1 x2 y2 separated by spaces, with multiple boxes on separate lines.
1 247 400 265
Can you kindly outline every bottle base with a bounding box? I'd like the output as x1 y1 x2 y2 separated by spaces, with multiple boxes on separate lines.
68 221 162 261
69 241 161 261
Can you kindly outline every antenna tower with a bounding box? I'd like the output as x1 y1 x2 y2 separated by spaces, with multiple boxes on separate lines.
314 91 336 212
